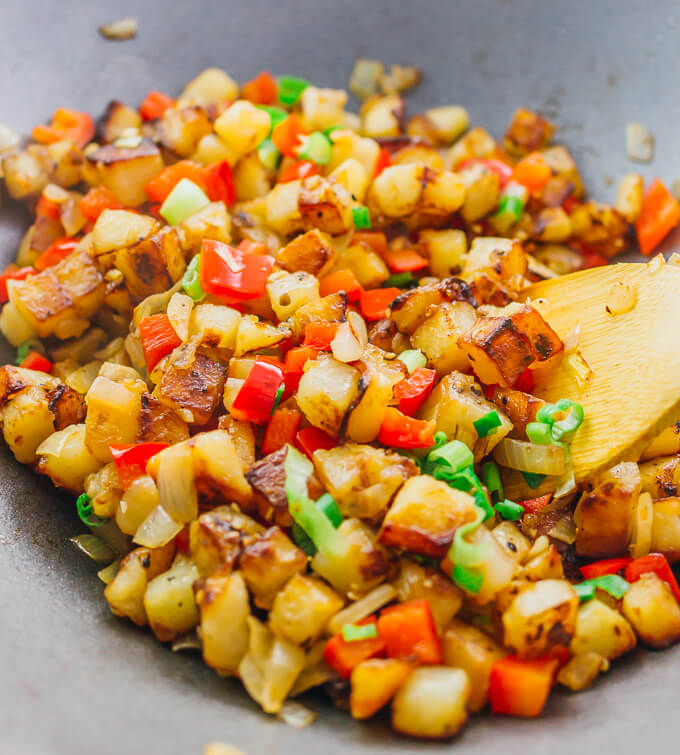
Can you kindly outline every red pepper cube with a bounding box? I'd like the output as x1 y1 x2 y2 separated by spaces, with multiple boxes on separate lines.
394 367 436 416
19 350 53 373
303 322 338 350
323 617 386 678
488 655 558 717
625 553 680 604
230 356 285 424
360 288 401 321
139 314 182 372
580 556 633 581
110 442 170 490
278 160 320 184
201 160 236 206
519 494 553 515
283 346 318 395
377 407 435 449
295 426 338 459
0 265 34 304
261 408 302 455
140 91 175 121
240 71 278 105
319 269 362 301
383 248 428 274
34 237 79 272
200 239 273 302
377 599 442 665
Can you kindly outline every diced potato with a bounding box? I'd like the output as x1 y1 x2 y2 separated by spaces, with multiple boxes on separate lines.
334 241 389 289
395 561 463 633
115 475 160 535
85 462 122 518
157 106 213 158
291 292 347 339
459 162 500 222
639 455 680 498
233 152 271 201
217 415 255 468
569 201 628 258
195 569 250 674
214 101 271 162
0 301 38 347
234 314 291 356
265 180 304 235
504 108 554 156
191 133 234 165
100 100 142 143
502 579 579 658
392 667 470 740
158 352 228 425
240 527 307 609
269 574 344 645
641 425 680 460
442 619 507 711
520 543 565 581
418 371 512 460
276 229 336 278
615 173 643 223
350 659 412 719
178 68 238 107
187 429 252 506
138 392 190 445
116 226 186 298
390 143 445 170
329 158 369 202
492 387 544 438
300 86 348 131
298 175 355 235
557 652 609 691
86 141 164 206
447 127 496 169
36 424 100 492
379 475 477 558
463 236 528 282
313 444 416 519
622 573 680 649
570 599 637 660
408 106 469 145
360 94 404 138
651 497 680 562
312 518 391 596
0 385 56 464
390 276 475 334
492 521 532 563
143 554 200 642
180 201 232 253
189 302 241 349
85 376 142 462
266 271 320 321
541 145 584 198
411 301 477 375
296 357 360 436
418 229 468 278
2 148 50 199
104 544 175 626
326 129 380 177
574 462 641 559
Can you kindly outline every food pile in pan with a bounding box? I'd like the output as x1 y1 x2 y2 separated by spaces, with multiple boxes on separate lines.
1 63 679 739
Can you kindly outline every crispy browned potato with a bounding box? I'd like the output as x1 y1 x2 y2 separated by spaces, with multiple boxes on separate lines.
504 108 554 156
158 352 228 426
298 175 354 234
492 387 545 438
156 106 213 157
138 392 189 444
86 141 164 206
116 227 186 298
622 573 680 649
276 229 336 277
99 100 142 143
639 455 680 498
190 505 262 577
390 277 476 334
291 292 347 339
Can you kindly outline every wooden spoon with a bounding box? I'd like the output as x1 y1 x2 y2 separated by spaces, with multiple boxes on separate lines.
504 258 680 498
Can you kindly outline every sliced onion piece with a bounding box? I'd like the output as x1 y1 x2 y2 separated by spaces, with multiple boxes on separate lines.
167 292 194 342
327 583 397 636
331 321 363 363
69 534 116 563
347 310 368 350
133 504 183 547
277 701 316 729
171 631 202 652
97 559 121 584
36 424 80 458
493 437 566 476
157 445 198 523
630 491 653 558
548 514 577 544
99 17 138 40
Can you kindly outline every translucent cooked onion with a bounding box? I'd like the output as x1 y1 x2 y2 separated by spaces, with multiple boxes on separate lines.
630 491 653 558
171 631 202 652
327 583 397 635
277 701 316 729
133 281 182 329
167 292 193 342
331 321 363 363
97 559 121 584
133 504 183 547
69 534 116 563
124 333 146 370
548 514 577 544
157 445 198 524
347 310 368 350
493 438 566 476
65 360 102 394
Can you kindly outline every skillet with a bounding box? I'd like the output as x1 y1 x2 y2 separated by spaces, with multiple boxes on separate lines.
1 0 680 752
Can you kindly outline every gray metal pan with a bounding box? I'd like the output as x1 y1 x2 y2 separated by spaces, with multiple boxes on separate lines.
1 1 679 753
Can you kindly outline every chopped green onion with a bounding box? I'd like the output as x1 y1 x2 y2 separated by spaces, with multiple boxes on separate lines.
257 105 288 131
526 421 554 445
521 471 546 489
352 205 371 229
160 178 210 225
342 623 378 642
271 384 285 414
573 581 597 602
323 124 345 137
449 506 486 568
297 132 332 165
536 399 585 443
76 493 107 528
277 75 311 105
494 499 525 521
315 493 343 528
384 271 417 288
15 340 43 365
428 441 474 475
181 254 206 301
575 574 630 602
292 522 317 556
496 194 524 220
473 410 502 438
398 348 426 374
482 461 503 502
452 564 484 595
257 137 282 171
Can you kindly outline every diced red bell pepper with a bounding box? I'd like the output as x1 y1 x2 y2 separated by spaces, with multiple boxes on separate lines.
237 239 269 256
295 426 338 459
144 161 206 203
625 553 680 604
483 383 498 400
34 237 79 272
201 160 235 206
374 147 391 177
36 194 62 221
240 71 278 105
580 556 633 581
323 617 386 678
0 265 34 304
139 314 181 371
360 287 401 321
377 600 443 665
200 239 273 302
459 158 513 189
394 367 436 416
512 152 552 193
303 322 338 350
174 526 190 554
110 442 170 489
278 160 320 184
283 346 318 395
262 408 302 455
520 494 553 515
636 178 680 256
139 91 175 121
32 108 94 149
488 655 558 717
353 231 388 256
19 350 53 373
513 367 535 393
80 186 123 222
230 356 286 424
562 195 581 214
578 243 608 269
383 248 428 273
271 114 308 158
378 407 435 449
319 269 362 301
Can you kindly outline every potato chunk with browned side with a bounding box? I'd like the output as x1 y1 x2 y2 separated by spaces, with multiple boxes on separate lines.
570 599 636 660
296 357 360 437
115 227 186 298
622 573 680 649
157 352 227 426
389 277 475 334
504 108 554 156
276 229 335 277
86 141 164 206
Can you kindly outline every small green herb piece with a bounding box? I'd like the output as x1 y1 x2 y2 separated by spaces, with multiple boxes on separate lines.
342 623 379 642
76 493 107 528
277 76 311 106
352 205 371 229
452 564 484 595
181 254 206 301
473 410 502 438
494 499 525 521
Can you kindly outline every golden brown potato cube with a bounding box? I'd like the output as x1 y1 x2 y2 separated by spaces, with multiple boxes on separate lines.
350 659 412 720
189 507 248 578
116 227 186 298
180 201 232 254
291 292 347 339
395 561 463 634
2 148 50 199
312 518 391 596
492 387 544 438
360 94 405 138
313 443 417 519
639 456 680 498
189 429 252 507
138 392 189 445
157 106 213 157
557 652 609 692
36 423 101 492
158 352 227 426
531 207 572 243
269 574 344 645
504 108 554 156
296 357 360 437
541 145 584 198
85 462 122 518
407 105 469 145
651 497 680 562
217 414 255 468
298 175 355 234
0 384 57 464
264 179 305 236
389 143 445 170
503 579 579 658
85 376 142 462
31 214 64 253
87 141 164 206
463 236 528 282
570 599 637 660
447 126 496 169
459 163 500 223
418 229 467 278
240 526 307 609
143 555 200 642
574 462 641 559
570 201 629 259
507 304 563 363
334 242 390 289
520 543 565 581
622 573 680 649
276 229 336 277
390 277 476 334
99 100 142 143
442 619 507 712
179 68 238 108
379 475 477 558
45 382 86 430
411 301 477 375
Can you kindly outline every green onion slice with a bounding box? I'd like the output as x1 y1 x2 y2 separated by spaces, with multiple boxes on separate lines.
277 76 311 105
181 254 206 301
257 105 288 131
257 137 282 171
494 499 525 521
297 132 332 165
428 440 474 475
342 623 378 642
352 205 371 229
384 271 417 288
76 493 107 528
452 564 484 595
398 348 427 374
482 461 503 502
160 178 210 225
473 409 502 438
575 574 630 602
